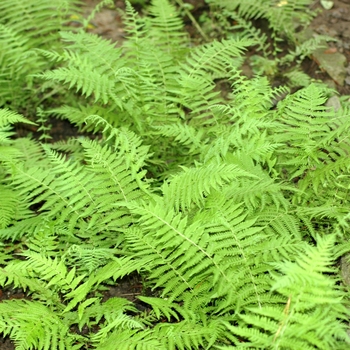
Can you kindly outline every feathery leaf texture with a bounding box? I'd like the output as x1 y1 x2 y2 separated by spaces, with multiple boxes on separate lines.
0 0 350 349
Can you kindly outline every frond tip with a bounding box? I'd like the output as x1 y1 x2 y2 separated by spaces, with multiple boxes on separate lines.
0 300 84 349
229 234 350 349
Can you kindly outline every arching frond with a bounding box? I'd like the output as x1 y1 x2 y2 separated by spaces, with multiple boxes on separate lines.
228 235 349 349
0 300 84 349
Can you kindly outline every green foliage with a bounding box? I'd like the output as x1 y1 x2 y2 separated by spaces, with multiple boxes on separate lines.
0 0 350 349
205 0 314 39
203 0 331 88
224 234 349 349
0 0 81 111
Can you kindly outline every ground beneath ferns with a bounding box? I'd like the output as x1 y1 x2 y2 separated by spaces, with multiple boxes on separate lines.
2 0 350 349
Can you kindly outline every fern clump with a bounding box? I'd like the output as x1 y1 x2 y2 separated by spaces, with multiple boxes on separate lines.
225 234 349 349
0 0 350 349
0 0 81 111
203 0 333 89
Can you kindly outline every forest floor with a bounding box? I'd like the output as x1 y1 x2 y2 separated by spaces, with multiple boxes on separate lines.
1 0 350 349
80 0 350 95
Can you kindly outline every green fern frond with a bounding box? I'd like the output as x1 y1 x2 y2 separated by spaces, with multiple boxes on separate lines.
271 84 350 221
176 74 223 123
25 224 61 257
64 245 118 274
182 38 254 80
206 0 266 24
153 319 221 350
200 132 233 164
299 155 350 196
0 185 19 229
122 0 188 128
0 216 49 241
6 149 93 231
228 234 350 349
221 155 291 211
0 25 43 107
50 104 120 130
39 31 134 106
283 69 311 88
91 312 144 345
50 138 86 163
80 138 151 227
230 73 287 112
5 130 151 233
198 198 285 312
43 65 115 104
146 0 188 56
0 0 81 109
10 137 46 166
83 116 151 167
123 1 147 43
0 300 84 350
74 296 134 329
139 295 231 349
125 220 204 300
230 15 270 55
126 199 234 300
153 123 205 152
0 258 62 305
162 162 256 212
21 251 85 293
274 84 335 177
0 108 34 128
94 329 164 350
63 257 148 314
126 194 284 317
138 296 182 321
0 0 80 47
267 0 314 38
207 0 314 39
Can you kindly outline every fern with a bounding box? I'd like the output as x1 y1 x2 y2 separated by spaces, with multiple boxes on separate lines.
0 300 84 350
0 0 350 349
161 162 256 212
146 0 188 55
0 0 81 110
225 235 350 349
204 0 326 89
206 0 314 39
2 120 151 235
0 185 19 229
272 83 350 225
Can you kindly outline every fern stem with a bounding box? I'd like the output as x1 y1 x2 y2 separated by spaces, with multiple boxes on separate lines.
174 0 209 42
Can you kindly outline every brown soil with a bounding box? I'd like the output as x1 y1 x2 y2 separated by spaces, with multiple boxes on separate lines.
306 0 350 95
